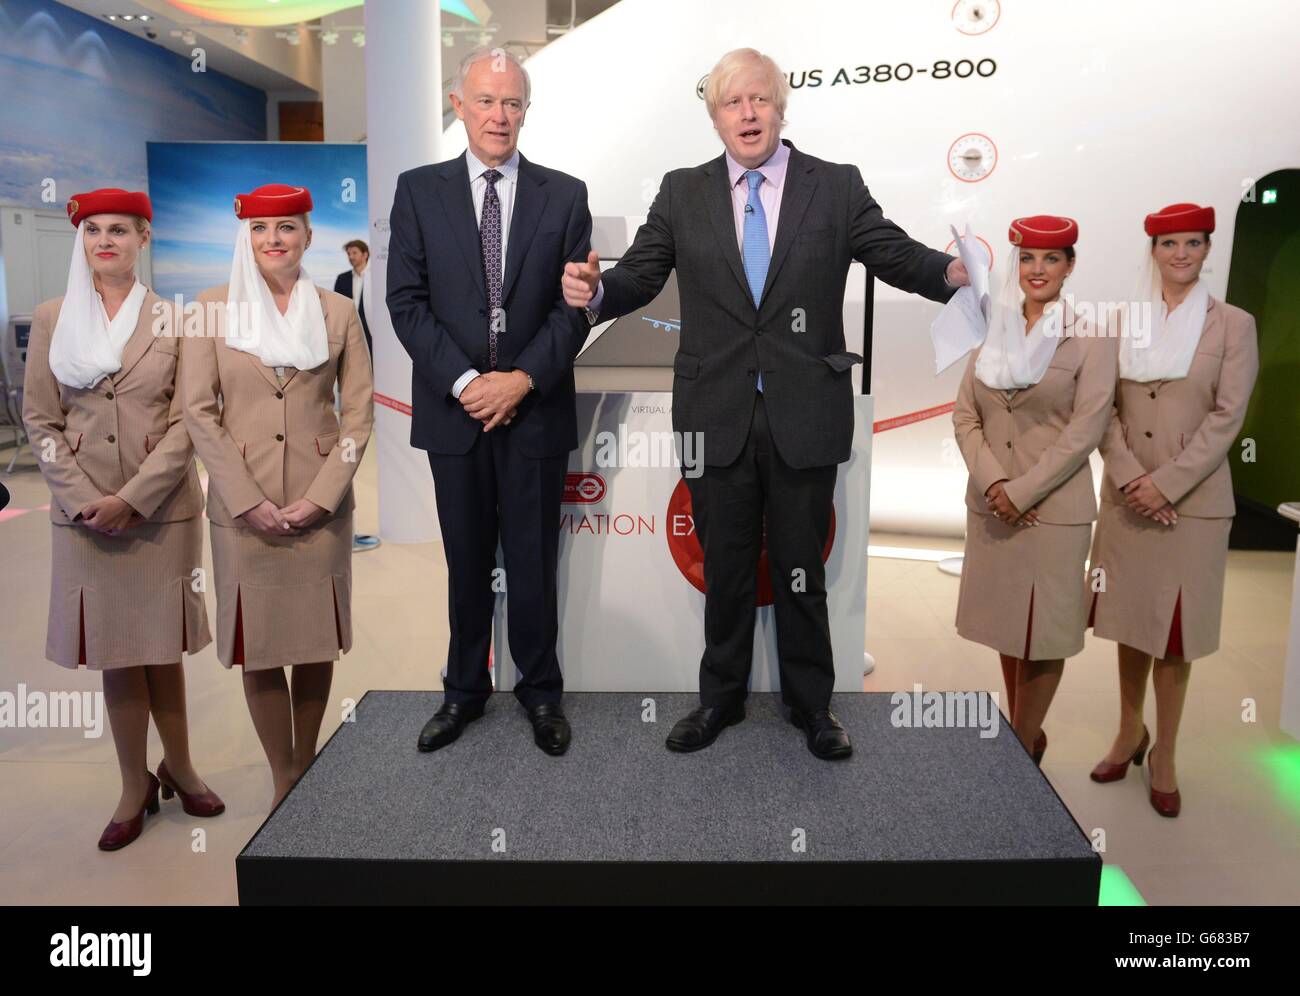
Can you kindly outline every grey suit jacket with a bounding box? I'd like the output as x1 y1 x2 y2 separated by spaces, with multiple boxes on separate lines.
599 139 955 469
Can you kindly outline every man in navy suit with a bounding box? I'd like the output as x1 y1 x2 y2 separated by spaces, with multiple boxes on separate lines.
387 47 592 756
333 239 371 354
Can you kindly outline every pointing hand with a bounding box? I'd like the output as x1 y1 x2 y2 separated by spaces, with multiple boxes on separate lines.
562 250 601 308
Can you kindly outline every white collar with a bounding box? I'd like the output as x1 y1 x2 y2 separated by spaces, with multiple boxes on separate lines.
466 148 520 184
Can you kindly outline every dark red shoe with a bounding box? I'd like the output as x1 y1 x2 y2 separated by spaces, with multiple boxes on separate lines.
97 772 160 851
157 760 226 817
1090 726 1150 783
1144 745 1181 817
1031 730 1047 765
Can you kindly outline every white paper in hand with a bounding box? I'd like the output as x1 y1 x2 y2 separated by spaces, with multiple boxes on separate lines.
952 222 991 320
929 224 992 375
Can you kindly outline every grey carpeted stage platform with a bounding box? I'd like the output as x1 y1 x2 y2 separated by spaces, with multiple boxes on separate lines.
238 691 1099 905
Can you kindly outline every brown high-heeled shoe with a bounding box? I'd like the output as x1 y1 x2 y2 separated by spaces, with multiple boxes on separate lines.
1144 745 1181 818
97 772 160 851
157 760 226 817
1090 726 1150 783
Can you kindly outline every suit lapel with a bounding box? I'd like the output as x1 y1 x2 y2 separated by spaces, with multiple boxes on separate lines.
1155 294 1217 391
502 154 546 304
703 155 753 304
228 285 286 392
275 286 332 390
240 347 284 391
110 288 163 386
760 145 817 305
437 153 488 304
1008 300 1075 408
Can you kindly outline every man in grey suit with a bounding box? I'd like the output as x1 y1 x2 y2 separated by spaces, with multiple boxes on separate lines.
563 48 969 759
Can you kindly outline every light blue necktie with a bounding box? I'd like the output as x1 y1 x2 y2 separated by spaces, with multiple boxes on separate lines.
742 170 769 393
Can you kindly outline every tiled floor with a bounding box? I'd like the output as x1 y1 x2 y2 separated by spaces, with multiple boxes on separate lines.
1 442 1297 904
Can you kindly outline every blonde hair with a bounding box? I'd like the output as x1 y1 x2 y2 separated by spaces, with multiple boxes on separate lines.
704 48 790 122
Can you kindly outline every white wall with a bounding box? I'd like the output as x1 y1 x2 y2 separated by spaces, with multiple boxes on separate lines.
439 0 1300 535
321 11 367 143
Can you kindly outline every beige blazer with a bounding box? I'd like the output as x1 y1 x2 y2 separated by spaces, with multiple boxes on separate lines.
23 291 203 525
954 307 1118 525
182 283 374 526
1098 296 1258 518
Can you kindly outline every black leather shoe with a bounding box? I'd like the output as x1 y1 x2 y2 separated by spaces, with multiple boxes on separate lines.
527 702 571 756
417 701 485 752
665 702 745 753
790 708 852 760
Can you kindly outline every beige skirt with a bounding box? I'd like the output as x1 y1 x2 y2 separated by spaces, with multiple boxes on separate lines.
209 511 353 671
47 518 212 670
1089 500 1231 661
956 509 1092 661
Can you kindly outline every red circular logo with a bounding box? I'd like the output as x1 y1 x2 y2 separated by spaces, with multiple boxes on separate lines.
665 478 836 607
563 472 606 504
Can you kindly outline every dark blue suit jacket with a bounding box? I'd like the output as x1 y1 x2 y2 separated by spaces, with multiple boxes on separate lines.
387 152 593 457
333 269 370 340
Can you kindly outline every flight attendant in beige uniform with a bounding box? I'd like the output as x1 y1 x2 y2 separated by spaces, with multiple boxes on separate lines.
1089 203 1258 817
953 216 1117 764
183 184 374 811
23 188 224 851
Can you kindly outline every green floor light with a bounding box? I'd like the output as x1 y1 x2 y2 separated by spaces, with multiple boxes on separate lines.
1098 864 1147 906
1260 741 1300 816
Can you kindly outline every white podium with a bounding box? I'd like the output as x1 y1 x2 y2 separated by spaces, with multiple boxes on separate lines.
492 393 873 693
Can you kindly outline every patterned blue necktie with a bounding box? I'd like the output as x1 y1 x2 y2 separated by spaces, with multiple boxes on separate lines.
742 169 769 392
480 168 503 368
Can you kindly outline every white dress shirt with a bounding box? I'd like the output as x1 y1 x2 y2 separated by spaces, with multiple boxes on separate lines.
351 262 366 312
452 147 521 399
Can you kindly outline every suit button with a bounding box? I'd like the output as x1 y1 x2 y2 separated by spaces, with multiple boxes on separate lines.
755 328 764 336
478 309 486 317
105 392 114 400
275 391 283 399
106 434 115 443
746 368 755 378
1149 390 1157 399
275 433 284 442
1144 430 1153 438
1005 441 1012 449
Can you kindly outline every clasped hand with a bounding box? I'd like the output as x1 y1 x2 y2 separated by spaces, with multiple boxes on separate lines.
1122 474 1177 526
985 481 1040 526
240 498 327 537
79 495 143 535
461 370 527 432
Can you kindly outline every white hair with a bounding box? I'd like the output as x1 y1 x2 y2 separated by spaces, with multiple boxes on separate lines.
452 45 531 105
